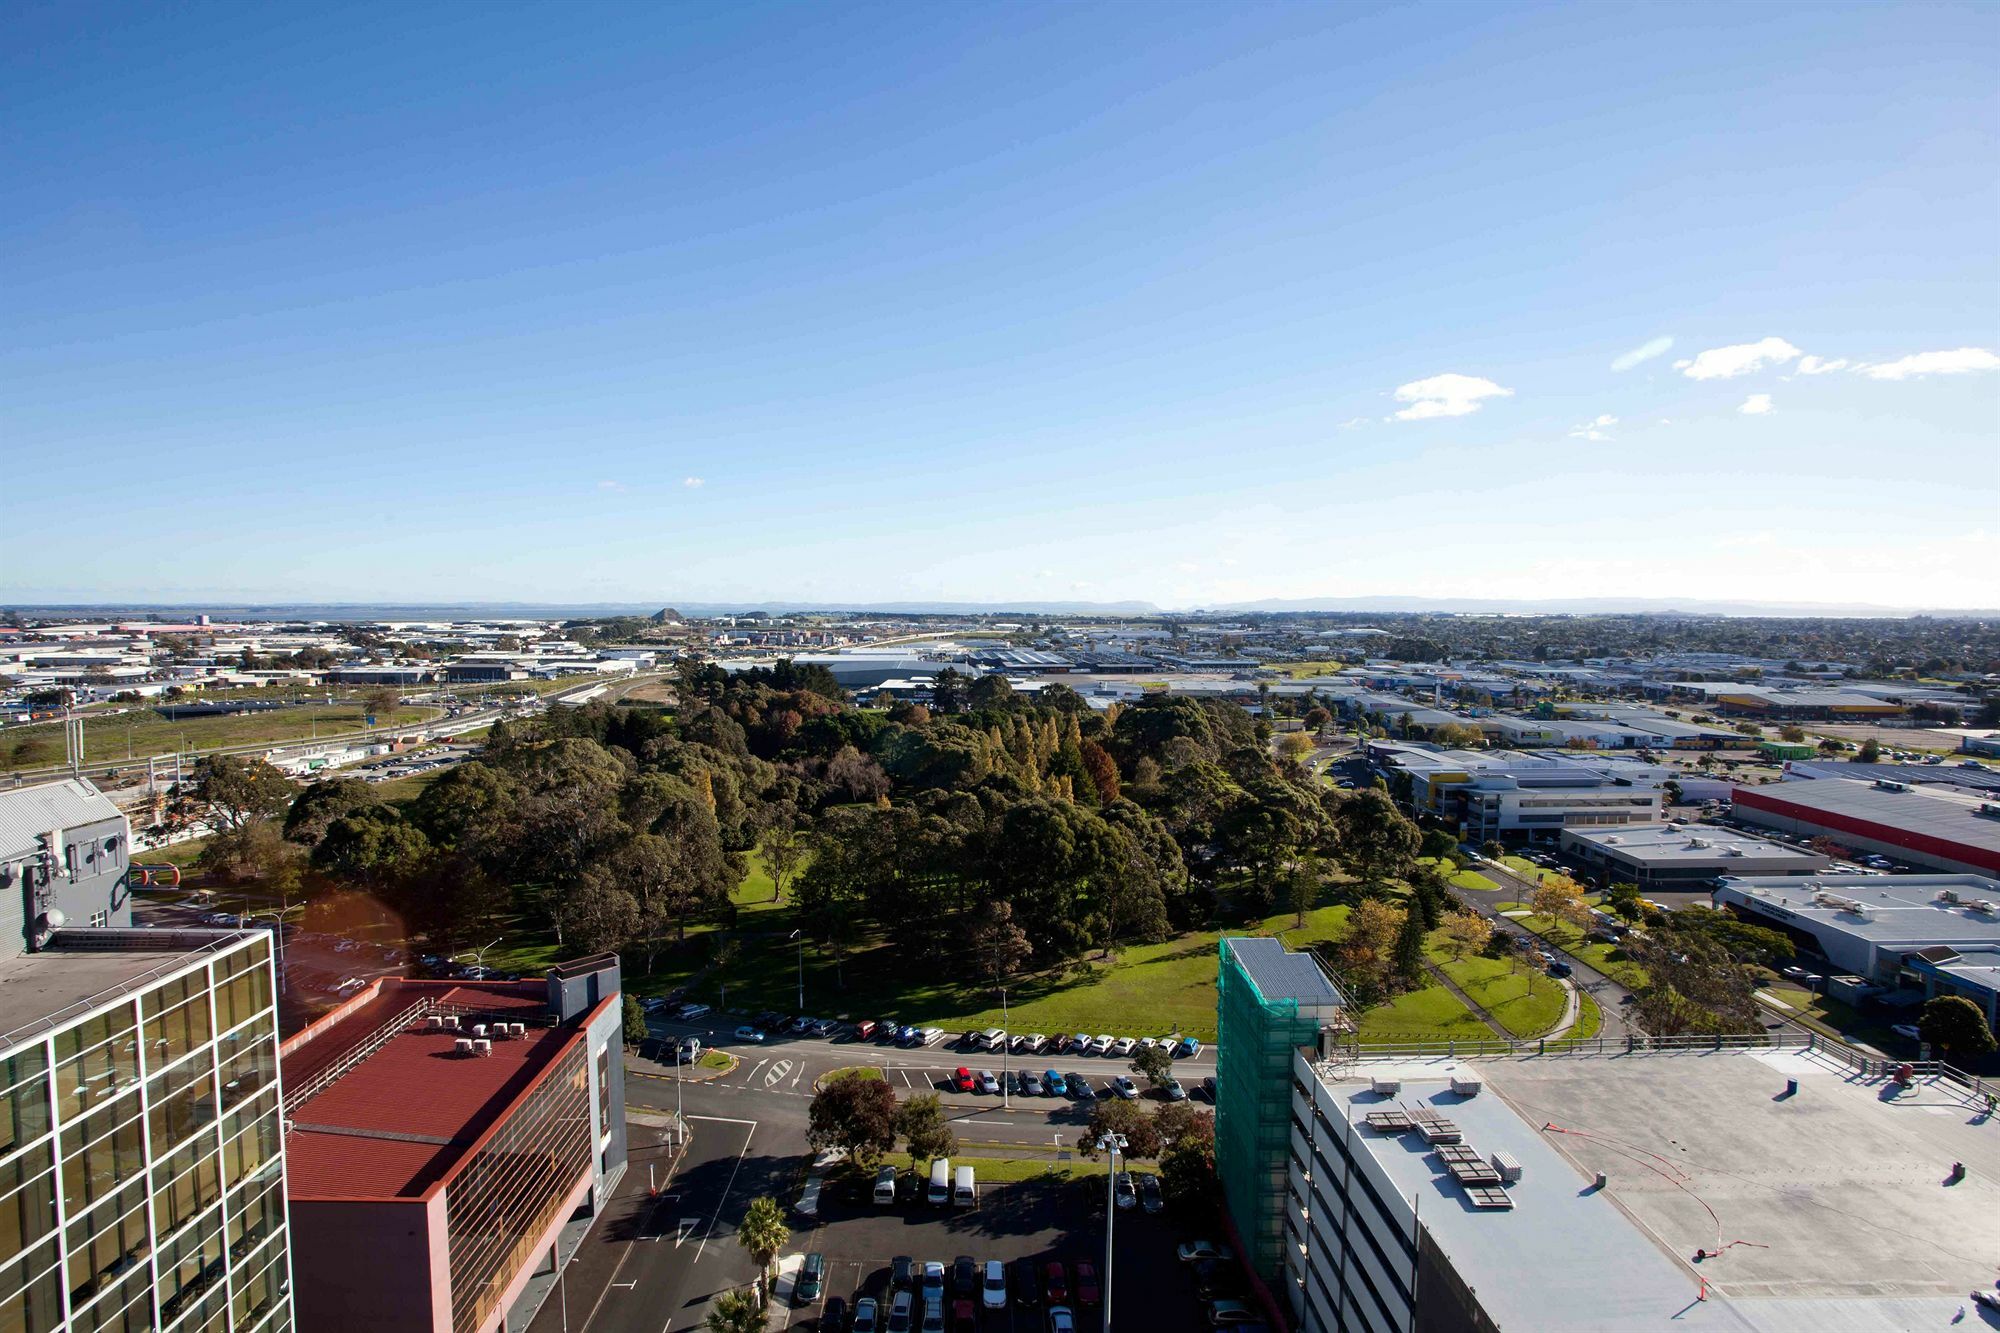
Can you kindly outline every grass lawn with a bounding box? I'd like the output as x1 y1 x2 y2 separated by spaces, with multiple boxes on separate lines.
1 702 439 772
1433 951 1567 1038
1354 983 1488 1042
1759 985 1907 1051
697 1049 735 1073
1417 856 1499 892
820 1065 884 1084
1563 990 1604 1043
730 848 803 912
1499 856 1555 885
1508 913 1650 990
688 900 1361 1042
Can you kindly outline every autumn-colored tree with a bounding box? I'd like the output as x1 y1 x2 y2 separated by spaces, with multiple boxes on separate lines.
1438 910 1492 960
1080 740 1122 804
1338 898 1406 992
1530 875 1591 929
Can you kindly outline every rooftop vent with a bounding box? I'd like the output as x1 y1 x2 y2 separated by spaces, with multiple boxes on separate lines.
1874 779 1910 792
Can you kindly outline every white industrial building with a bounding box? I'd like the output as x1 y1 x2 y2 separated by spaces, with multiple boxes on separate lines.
1374 745 1662 843
1561 823 1827 886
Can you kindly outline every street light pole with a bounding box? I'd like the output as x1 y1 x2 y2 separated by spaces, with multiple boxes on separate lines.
1098 1132 1126 1331
790 929 805 1014
1001 986 1010 1110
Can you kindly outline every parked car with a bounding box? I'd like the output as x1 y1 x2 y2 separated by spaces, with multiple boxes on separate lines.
1111 1076 1138 1099
921 1027 945 1046
1110 1037 1137 1057
1547 960 1574 979
886 1290 914 1333
1021 1072 1043 1096
1011 1258 1040 1307
1208 1298 1264 1325
921 1261 945 1302
949 1298 975 1333
733 1025 766 1043
823 1296 849 1333
1043 1261 1068 1304
1046 1307 1076 1333
1201 1076 1217 1101
1174 1037 1204 1059
1177 1240 1235 1264
1072 1261 1100 1306
1043 1069 1066 1096
798 1252 825 1302
1891 1023 1922 1040
892 1256 914 1290
1140 1172 1164 1213
1191 1258 1239 1300
1114 1172 1138 1210
675 1038 702 1064
811 1018 839 1037
677 1001 711 1019
1162 1078 1188 1101
854 1020 878 1041
954 1067 974 1092
981 1259 1008 1310
1069 1074 1096 1101
852 1297 879 1333
976 1070 999 1095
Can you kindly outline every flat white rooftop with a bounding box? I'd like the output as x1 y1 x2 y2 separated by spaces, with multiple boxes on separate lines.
1567 824 1827 866
1717 874 2000 947
1310 1047 2000 1331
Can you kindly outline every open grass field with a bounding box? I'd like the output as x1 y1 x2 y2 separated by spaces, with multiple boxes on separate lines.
1418 856 1499 892
1 702 438 772
1433 950 1567 1038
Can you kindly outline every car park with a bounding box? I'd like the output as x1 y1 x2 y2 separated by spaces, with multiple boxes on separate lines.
1139 1172 1164 1213
954 1067 974 1091
886 1290 914 1333
1069 1073 1096 1100
1072 1261 1100 1307
1047 1306 1076 1333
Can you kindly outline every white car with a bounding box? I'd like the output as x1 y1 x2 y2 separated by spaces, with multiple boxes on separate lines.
1891 1023 1922 1041
1111 1075 1138 1099
981 1259 1007 1311
1110 1037 1137 1057
1089 1034 1114 1055
920 1027 945 1046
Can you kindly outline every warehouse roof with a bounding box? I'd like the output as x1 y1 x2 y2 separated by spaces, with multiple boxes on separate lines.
1715 874 2000 947
1735 778 2000 866
1565 824 1825 867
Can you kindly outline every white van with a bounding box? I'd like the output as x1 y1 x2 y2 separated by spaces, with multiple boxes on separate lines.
953 1164 975 1207
927 1157 951 1206
873 1165 899 1205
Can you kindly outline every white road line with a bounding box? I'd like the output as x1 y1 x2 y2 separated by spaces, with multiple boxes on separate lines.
899 1069 914 1088
694 1119 757 1263
687 1113 760 1126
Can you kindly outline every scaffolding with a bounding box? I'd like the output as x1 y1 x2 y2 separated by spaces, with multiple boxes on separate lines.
1216 938 1345 1282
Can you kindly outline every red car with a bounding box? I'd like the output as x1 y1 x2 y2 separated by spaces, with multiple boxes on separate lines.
1043 1260 1068 1304
1072 1261 1100 1306
950 1299 977 1333
954 1067 974 1092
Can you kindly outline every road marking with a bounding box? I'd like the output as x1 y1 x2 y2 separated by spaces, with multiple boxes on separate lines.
688 1114 760 1126
899 1069 914 1088
613 1281 637 1289
745 1059 769 1082
763 1059 794 1088
790 1062 805 1089
694 1119 758 1263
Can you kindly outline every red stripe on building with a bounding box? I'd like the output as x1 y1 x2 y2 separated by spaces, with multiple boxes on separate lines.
1732 786 2000 876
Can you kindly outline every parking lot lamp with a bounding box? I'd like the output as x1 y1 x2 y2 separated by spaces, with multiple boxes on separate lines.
1097 1131 1128 1331
789 929 805 1013
1000 987 1010 1109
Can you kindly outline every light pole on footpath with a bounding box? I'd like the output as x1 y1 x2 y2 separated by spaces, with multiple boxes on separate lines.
1098 1132 1127 1331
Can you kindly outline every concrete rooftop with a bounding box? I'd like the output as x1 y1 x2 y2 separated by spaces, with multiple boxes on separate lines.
1312 1047 2000 1331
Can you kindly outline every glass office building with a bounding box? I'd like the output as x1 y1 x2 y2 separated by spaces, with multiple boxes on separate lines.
0 929 291 1333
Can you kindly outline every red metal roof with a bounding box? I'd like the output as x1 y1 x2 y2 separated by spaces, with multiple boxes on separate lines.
282 979 585 1200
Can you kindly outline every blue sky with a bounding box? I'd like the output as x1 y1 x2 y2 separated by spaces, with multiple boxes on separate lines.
3 1 1995 609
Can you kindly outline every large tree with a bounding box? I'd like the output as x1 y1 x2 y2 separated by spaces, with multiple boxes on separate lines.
178 755 298 832
807 1075 898 1168
1918 995 1997 1059
735 1197 790 1300
1335 789 1421 887
894 1092 957 1165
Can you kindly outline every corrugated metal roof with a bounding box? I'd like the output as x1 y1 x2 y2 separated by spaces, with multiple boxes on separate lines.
1224 936 1345 1007
0 779 122 859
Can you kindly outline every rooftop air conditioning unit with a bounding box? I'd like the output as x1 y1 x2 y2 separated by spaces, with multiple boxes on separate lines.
1939 889 1962 903
1969 900 1998 916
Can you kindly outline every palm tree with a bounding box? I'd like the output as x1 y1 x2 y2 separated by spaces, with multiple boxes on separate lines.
706 1290 767 1333
735 1197 789 1301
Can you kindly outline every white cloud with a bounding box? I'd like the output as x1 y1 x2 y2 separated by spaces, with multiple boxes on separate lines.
682 476 705 488
1859 347 2000 380
1610 336 1674 372
1680 337 1802 380
1738 393 1774 415
1796 355 1849 375
1390 373 1513 421
1568 413 1618 442
596 480 625 492
1338 417 1369 430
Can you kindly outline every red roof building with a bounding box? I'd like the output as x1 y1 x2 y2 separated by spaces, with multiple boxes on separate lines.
278 959 627 1333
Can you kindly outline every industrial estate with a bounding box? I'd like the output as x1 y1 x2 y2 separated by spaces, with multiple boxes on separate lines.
3 607 1997 1332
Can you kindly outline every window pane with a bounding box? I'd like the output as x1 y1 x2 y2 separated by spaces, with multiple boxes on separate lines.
147 1051 217 1154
